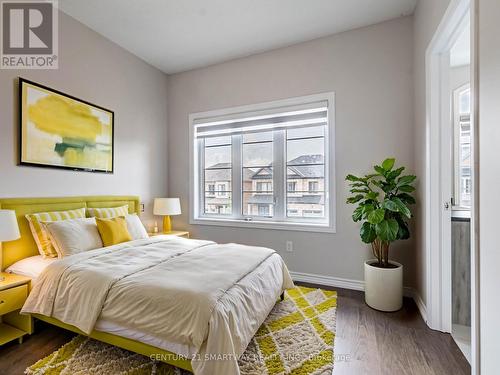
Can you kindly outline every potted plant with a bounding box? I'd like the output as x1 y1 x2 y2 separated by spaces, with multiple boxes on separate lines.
346 158 416 312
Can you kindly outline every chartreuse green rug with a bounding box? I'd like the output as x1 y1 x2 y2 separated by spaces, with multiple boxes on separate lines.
26 286 336 375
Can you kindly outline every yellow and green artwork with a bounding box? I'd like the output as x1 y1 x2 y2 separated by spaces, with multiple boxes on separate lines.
20 78 114 173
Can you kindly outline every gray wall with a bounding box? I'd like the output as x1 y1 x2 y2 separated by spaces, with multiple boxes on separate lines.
167 17 416 286
412 0 453 306
0 12 169 228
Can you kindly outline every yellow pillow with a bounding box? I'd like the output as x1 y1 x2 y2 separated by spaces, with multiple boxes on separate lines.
26 207 86 258
95 217 132 247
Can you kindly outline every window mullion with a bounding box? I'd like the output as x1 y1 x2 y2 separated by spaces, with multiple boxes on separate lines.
232 134 242 218
198 139 205 217
273 130 285 220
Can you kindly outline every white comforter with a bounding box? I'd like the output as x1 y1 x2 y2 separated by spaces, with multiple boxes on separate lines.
22 236 294 375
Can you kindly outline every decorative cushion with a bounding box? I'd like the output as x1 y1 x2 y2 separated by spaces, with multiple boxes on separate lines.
125 214 148 240
87 205 129 219
26 207 86 258
95 217 132 247
44 218 103 258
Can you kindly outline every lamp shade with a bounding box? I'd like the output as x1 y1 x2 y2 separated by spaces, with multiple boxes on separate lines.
153 198 181 216
0 210 20 242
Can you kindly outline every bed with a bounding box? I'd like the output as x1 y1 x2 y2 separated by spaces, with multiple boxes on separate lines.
0 196 294 375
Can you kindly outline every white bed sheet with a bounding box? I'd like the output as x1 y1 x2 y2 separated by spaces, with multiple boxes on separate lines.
93 253 284 360
12 249 286 365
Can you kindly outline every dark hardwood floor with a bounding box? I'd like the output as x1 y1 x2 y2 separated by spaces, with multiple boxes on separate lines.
0 285 470 375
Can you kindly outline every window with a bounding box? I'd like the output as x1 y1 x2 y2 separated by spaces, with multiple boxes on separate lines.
256 182 272 193
453 85 471 209
190 93 335 232
258 204 271 217
207 184 215 196
308 181 320 193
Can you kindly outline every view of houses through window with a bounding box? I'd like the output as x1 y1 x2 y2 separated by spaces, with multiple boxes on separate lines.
194 97 332 227
453 85 471 209
203 126 326 219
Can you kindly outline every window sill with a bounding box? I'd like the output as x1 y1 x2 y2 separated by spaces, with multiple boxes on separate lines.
190 217 336 233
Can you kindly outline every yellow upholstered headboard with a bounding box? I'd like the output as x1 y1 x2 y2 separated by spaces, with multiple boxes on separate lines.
0 196 140 269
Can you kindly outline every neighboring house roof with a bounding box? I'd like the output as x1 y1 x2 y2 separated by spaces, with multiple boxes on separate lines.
204 197 231 205
288 195 324 204
252 155 324 180
205 162 259 182
205 154 324 182
205 162 232 182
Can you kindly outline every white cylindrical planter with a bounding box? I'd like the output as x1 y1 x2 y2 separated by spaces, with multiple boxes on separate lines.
364 260 403 312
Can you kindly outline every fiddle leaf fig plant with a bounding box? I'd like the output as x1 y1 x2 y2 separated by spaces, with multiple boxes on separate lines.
346 158 416 268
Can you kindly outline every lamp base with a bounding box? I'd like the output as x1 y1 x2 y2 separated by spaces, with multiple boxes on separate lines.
162 216 172 233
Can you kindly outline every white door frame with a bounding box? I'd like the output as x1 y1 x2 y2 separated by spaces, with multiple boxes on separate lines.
425 0 478 373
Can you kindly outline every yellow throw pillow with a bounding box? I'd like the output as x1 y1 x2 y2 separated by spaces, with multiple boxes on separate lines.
26 207 86 258
87 205 129 219
95 217 132 247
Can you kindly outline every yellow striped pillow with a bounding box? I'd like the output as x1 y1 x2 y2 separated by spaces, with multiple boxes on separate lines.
26 207 86 258
86 205 129 219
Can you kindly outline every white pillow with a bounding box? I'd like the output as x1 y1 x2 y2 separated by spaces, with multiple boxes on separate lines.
125 214 149 240
5 255 57 279
44 217 103 257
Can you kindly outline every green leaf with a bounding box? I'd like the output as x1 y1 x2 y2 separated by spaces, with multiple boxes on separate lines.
375 218 399 242
346 174 362 182
387 166 405 181
396 219 410 240
397 193 416 205
397 175 416 187
348 182 365 188
362 204 375 216
382 199 400 212
346 194 364 204
360 222 377 244
365 191 379 201
367 208 385 224
398 184 415 193
392 197 412 218
352 206 364 222
349 188 370 194
382 158 395 171
374 165 386 175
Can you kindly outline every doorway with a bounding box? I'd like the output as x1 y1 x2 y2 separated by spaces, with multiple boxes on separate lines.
449 25 471 362
425 0 477 373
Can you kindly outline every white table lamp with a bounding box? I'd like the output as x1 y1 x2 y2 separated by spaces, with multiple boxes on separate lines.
153 198 181 233
0 210 20 281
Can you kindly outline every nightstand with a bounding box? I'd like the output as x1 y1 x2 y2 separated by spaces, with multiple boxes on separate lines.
148 230 190 238
0 273 33 345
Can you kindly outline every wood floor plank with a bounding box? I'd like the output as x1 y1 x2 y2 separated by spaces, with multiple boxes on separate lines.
297 282 470 375
0 284 470 375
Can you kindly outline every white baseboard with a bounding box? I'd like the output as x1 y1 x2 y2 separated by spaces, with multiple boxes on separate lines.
290 271 427 322
290 271 365 291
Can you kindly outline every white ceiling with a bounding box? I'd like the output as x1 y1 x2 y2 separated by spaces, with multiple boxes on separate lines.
450 25 470 67
59 0 417 74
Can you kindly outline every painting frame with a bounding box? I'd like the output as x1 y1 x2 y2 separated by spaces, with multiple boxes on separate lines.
19 77 115 174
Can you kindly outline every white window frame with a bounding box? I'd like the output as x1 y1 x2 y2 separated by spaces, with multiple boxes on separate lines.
189 92 336 233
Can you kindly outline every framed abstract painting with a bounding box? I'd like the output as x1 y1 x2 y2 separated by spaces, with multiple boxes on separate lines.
19 78 114 173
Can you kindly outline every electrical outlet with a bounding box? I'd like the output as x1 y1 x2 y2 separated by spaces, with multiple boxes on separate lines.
285 241 293 252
